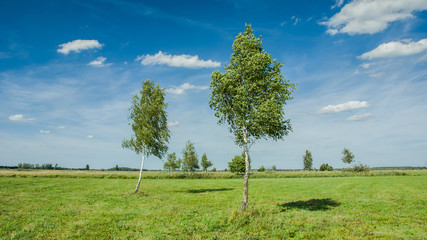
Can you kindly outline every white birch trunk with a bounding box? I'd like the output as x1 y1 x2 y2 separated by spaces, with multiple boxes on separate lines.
241 129 250 212
133 147 145 194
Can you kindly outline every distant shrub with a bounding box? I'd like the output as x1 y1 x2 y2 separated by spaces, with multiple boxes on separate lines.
228 155 246 174
319 163 333 171
271 165 276 171
212 168 216 172
342 163 370 172
258 166 265 172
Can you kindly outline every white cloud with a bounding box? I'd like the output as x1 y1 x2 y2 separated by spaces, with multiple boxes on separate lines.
322 0 427 35
291 16 301 25
359 39 427 60
88 56 112 67
346 112 372 121
331 0 345 9
167 120 180 127
40 130 50 134
57 126 65 129
369 72 384 78
8 114 35 122
86 135 94 139
166 83 209 95
136 51 220 68
361 63 372 68
57 39 103 55
318 101 370 114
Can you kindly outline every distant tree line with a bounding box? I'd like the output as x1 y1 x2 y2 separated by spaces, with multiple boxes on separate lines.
163 140 214 173
301 148 372 172
17 163 60 170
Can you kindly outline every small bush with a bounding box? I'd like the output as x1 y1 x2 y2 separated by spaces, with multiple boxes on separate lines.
319 163 333 171
343 163 370 172
258 166 265 172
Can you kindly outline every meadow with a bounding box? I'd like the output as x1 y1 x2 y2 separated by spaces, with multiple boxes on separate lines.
0 170 426 239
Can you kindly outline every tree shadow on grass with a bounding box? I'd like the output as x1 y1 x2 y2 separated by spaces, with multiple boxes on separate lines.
185 188 234 194
279 198 340 211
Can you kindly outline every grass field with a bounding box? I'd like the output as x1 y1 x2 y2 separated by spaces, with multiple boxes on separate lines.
0 170 426 239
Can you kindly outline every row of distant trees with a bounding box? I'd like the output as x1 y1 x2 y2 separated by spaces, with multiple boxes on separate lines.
163 141 214 173
303 148 368 172
17 163 60 170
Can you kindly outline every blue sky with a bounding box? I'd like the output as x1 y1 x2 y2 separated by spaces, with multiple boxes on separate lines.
1 0 427 170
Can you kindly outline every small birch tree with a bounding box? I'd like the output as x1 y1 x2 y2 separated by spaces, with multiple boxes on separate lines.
122 79 170 194
342 148 355 167
209 24 295 211
303 150 313 171
201 153 213 172
181 141 199 173
164 152 180 172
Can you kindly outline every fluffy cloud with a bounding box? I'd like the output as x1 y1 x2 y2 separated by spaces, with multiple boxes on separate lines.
166 83 209 95
136 51 220 68
167 120 180 127
8 114 35 122
318 101 370 114
40 130 50 134
86 135 94 139
88 56 112 67
58 39 103 55
359 39 427 59
322 0 427 35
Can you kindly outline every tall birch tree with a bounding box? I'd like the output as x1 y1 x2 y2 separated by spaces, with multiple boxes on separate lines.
209 24 295 211
122 79 170 194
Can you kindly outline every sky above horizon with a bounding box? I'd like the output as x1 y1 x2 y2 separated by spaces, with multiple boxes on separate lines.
1 0 427 170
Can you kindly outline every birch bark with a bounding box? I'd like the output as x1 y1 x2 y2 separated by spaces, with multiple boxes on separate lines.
133 147 145 194
240 129 250 211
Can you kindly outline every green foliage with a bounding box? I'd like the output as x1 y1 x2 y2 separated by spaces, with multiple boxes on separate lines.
258 166 265 172
271 165 276 171
164 152 180 172
209 24 296 147
122 79 170 159
212 168 216 172
342 163 370 173
17 163 55 170
228 153 249 174
115 165 119 171
181 141 199 173
200 153 213 171
319 163 333 171
303 150 313 171
342 148 355 165
85 164 89 170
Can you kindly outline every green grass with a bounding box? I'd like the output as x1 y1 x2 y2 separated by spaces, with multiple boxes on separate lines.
0 171 426 239
1 169 425 179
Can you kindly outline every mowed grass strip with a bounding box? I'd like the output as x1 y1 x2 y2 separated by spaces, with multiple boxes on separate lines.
0 175 426 239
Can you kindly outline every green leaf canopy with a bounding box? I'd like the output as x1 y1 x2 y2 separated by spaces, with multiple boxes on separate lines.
122 79 170 159
209 24 296 147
